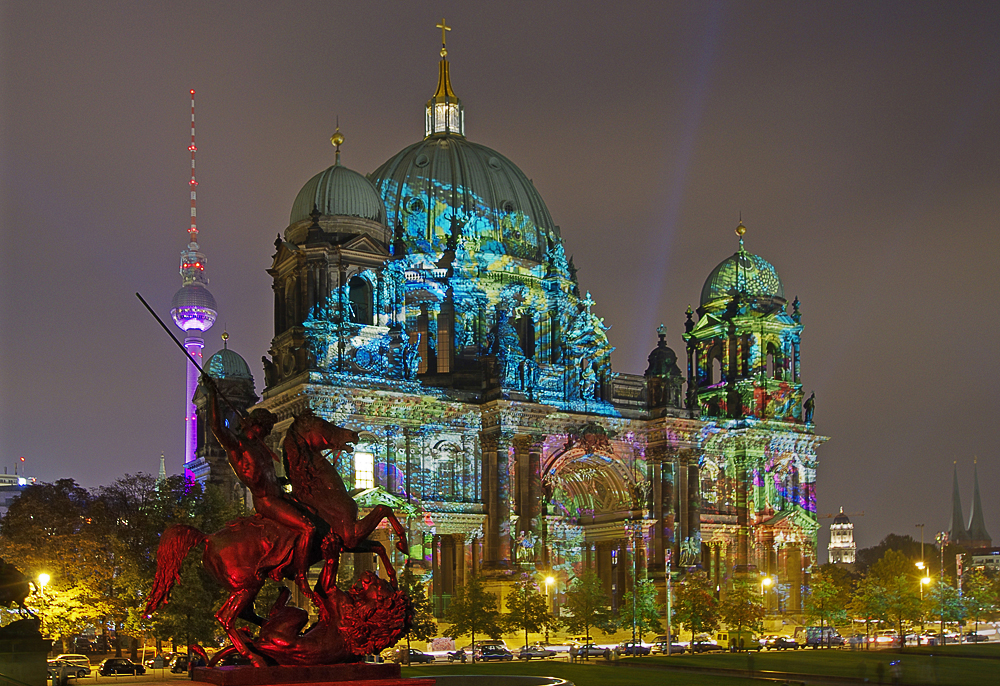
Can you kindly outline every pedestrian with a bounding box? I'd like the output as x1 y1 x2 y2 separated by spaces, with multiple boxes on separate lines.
890 660 901 686
569 645 577 663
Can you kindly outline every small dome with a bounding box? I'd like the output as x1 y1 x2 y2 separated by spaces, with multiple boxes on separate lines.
171 284 217 332
204 348 253 382
700 249 784 309
645 333 681 378
290 163 386 225
833 508 851 525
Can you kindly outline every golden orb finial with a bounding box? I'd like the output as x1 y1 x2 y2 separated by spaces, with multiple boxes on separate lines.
735 220 747 237
330 119 344 164
221 330 229 349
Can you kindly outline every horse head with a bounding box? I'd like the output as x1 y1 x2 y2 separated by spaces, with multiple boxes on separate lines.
288 410 359 456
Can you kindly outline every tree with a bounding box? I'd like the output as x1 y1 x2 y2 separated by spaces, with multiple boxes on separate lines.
720 578 764 641
927 581 966 642
504 575 552 649
805 572 849 647
616 578 663 641
963 568 996 636
673 571 719 646
849 576 888 649
400 565 437 659
868 549 920 647
444 575 502 662
855 534 924 574
563 570 613 656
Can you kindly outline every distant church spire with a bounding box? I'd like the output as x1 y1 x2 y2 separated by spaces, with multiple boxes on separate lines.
967 459 992 547
949 463 970 542
425 18 464 138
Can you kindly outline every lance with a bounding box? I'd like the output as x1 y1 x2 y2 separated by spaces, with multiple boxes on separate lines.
135 292 246 420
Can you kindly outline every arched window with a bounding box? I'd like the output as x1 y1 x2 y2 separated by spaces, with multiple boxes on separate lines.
516 314 535 358
766 342 782 380
707 342 724 386
348 275 373 325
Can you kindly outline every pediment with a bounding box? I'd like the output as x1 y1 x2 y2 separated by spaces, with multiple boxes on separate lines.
341 235 390 256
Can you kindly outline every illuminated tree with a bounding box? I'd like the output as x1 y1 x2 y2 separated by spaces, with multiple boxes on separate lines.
615 578 663 641
963 568 996 636
849 576 888 649
444 575 502 662
673 571 719 646
804 572 848 647
720 578 764 639
867 550 920 647
563 571 613 655
400 565 437 659
503 575 552 648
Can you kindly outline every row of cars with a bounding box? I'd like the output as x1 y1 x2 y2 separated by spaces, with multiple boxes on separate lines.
47 654 149 679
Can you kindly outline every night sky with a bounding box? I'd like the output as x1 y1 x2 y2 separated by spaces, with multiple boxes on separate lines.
2 1 998 554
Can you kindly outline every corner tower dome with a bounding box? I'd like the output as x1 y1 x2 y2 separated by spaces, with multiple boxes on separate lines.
290 129 386 226
369 23 558 265
700 221 785 312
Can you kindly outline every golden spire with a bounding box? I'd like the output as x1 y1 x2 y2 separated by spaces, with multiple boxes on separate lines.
221 330 229 349
426 18 463 137
330 117 344 165
735 219 747 249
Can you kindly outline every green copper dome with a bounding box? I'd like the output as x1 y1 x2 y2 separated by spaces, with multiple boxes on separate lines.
369 135 557 263
290 163 386 225
205 348 253 382
700 248 785 309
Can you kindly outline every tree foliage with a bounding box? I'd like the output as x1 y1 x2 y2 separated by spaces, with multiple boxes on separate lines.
503 574 553 648
444 575 502 661
400 566 437 643
673 571 719 645
805 572 849 646
616 578 663 641
720 577 764 636
563 570 613 650
867 549 920 643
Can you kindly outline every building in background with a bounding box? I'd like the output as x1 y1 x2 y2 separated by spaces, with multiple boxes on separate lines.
827 507 857 567
197 30 826 617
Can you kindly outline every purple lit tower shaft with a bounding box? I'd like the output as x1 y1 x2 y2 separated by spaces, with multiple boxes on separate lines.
170 90 217 480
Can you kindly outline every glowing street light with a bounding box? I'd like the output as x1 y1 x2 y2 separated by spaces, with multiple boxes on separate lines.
761 576 773 611
919 574 931 639
37 573 49 594
543 576 555 644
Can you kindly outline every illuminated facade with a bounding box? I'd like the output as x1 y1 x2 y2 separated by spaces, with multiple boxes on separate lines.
238 37 825 617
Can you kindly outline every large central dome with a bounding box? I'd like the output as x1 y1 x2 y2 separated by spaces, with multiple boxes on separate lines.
370 136 557 264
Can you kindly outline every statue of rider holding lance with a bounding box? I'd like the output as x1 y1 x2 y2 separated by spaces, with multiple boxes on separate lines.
204 380 318 597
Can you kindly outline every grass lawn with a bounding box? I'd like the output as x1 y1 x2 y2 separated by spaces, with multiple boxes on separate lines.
643 647 999 685
402 660 733 686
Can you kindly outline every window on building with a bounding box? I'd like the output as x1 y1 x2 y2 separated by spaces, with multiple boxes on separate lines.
354 449 375 490
348 275 373 325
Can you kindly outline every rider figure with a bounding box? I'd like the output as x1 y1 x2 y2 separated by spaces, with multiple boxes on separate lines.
204 380 316 591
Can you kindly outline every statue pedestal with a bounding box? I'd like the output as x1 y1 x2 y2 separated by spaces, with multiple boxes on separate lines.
0 636 54 686
192 664 434 686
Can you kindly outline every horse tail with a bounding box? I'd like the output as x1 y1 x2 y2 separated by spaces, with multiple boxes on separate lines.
145 525 207 615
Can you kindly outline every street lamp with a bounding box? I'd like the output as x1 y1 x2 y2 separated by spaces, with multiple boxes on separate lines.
761 576 773 611
919 574 931 641
544 576 555 644
37 573 50 635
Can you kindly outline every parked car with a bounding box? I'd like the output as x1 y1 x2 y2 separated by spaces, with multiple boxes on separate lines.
98 658 146 676
47 660 90 679
518 644 557 660
650 641 685 655
145 653 173 669
763 635 799 650
576 644 611 658
405 649 435 664
169 655 189 673
616 641 650 656
53 655 91 671
688 641 725 653
477 645 514 661
964 632 990 643
72 638 94 654
447 648 468 662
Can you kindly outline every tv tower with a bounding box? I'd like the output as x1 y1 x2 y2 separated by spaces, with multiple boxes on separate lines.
170 89 217 479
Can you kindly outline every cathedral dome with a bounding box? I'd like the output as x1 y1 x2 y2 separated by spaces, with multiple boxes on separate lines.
205 348 253 382
290 162 386 226
700 248 785 310
370 136 557 264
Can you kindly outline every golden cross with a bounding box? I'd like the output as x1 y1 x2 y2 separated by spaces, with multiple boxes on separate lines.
436 18 451 47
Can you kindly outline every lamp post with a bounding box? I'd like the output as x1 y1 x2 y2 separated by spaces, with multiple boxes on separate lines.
37 573 49 635
544 576 555 644
916 564 930 642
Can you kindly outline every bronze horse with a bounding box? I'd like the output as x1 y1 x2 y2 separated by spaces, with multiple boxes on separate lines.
146 410 410 666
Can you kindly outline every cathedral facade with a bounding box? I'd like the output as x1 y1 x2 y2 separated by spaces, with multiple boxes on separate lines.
195 42 825 618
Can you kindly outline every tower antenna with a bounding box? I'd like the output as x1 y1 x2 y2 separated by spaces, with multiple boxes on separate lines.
189 89 199 247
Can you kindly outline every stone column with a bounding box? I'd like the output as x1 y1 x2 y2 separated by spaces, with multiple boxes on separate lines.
788 544 802 613
481 432 512 569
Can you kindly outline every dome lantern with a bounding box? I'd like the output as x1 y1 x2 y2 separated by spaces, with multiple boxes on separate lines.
425 19 464 138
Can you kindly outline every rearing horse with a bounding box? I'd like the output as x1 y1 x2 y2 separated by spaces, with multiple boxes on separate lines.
282 410 409 583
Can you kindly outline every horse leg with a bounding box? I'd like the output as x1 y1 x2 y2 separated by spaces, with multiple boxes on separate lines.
349 539 397 588
351 505 409 556
215 585 267 668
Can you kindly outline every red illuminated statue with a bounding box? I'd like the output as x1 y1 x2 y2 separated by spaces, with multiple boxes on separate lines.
145 398 412 667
